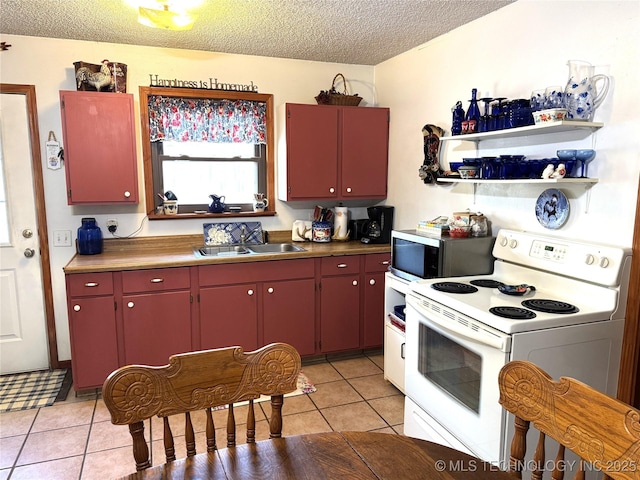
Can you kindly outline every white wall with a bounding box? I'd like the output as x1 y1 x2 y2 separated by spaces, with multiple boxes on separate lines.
0 35 376 361
376 0 640 244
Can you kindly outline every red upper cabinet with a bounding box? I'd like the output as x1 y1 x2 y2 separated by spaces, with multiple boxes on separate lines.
281 103 389 201
60 91 138 204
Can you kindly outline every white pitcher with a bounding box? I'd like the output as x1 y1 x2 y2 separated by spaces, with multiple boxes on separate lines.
564 60 610 121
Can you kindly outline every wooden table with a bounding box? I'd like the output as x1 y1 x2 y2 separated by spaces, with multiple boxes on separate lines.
118 431 517 479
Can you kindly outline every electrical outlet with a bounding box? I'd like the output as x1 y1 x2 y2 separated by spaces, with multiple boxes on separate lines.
106 219 118 233
53 230 72 247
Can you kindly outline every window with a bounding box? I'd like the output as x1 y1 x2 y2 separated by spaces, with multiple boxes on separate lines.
140 87 274 218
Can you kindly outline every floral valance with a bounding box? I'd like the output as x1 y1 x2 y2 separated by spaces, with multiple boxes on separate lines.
148 95 267 144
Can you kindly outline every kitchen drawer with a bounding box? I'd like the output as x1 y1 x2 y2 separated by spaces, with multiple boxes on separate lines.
321 255 360 275
365 253 391 273
122 267 190 293
67 272 114 297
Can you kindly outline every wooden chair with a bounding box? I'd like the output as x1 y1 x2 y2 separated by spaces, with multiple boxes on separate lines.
102 342 301 472
498 360 640 480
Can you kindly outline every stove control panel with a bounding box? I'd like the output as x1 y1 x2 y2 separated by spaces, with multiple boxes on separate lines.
530 240 568 262
495 229 631 287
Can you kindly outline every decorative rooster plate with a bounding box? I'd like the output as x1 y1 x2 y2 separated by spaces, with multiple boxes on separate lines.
535 188 569 229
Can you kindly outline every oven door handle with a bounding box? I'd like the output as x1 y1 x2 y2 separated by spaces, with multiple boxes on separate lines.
407 294 509 351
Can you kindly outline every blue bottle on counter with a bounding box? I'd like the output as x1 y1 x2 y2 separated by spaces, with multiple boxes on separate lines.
77 217 103 255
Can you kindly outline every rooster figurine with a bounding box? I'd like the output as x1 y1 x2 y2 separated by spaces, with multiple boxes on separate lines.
75 59 113 92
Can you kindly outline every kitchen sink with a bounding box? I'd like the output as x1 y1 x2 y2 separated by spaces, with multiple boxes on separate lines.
246 243 306 254
195 245 252 257
194 243 306 257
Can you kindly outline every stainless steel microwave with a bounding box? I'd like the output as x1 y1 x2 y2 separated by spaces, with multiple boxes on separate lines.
390 230 495 282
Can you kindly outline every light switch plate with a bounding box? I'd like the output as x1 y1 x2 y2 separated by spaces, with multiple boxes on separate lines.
53 230 72 247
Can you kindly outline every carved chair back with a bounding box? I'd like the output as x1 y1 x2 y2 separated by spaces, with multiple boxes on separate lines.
498 360 640 480
102 342 301 472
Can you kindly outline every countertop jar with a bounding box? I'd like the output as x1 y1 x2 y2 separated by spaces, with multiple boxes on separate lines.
77 217 103 255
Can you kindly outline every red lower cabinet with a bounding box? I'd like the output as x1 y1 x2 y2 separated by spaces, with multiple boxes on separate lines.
66 273 118 390
263 278 316 356
199 284 259 351
122 290 192 366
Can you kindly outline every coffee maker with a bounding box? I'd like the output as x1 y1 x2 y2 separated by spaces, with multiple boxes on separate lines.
361 206 394 244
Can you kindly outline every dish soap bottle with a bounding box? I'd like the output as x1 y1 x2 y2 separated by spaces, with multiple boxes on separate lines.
465 88 480 134
77 217 103 255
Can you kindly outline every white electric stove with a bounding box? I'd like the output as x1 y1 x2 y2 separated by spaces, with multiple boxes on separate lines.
403 229 632 471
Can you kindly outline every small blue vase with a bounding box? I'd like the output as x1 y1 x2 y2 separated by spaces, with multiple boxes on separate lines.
77 218 103 255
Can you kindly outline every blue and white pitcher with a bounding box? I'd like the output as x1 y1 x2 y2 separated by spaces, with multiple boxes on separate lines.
563 60 610 121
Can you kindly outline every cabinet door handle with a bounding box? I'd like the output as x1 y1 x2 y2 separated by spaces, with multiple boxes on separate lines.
124 191 131 198
247 289 254 296
369 279 376 285
380 261 390 266
352 280 358 286
337 263 348 268
329 188 335 193
401 342 405 359
150 278 164 283
84 282 99 287
127 301 135 308
346 187 352 193
73 304 81 312
267 287 274 294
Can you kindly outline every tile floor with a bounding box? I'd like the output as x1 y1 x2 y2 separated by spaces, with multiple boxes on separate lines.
0 352 404 480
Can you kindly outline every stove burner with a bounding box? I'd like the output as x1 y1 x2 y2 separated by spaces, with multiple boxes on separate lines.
431 282 478 294
489 306 537 320
470 279 505 288
521 299 579 314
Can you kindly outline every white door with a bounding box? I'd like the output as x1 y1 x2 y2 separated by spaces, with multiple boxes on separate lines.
0 89 50 374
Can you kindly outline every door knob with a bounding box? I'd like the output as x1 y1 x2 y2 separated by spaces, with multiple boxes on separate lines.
22 229 33 238
24 248 35 258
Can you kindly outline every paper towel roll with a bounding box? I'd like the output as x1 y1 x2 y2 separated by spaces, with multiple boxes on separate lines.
334 206 349 240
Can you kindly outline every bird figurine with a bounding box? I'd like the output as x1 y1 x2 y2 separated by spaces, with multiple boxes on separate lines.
552 163 566 179
75 59 113 92
541 163 555 179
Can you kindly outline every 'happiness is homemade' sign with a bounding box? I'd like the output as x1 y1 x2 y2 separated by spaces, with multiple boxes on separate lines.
149 74 258 92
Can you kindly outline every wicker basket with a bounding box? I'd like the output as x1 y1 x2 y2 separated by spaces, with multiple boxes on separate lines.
315 73 362 106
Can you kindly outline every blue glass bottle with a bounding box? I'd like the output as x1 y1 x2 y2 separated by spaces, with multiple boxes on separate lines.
465 88 481 134
451 101 465 136
77 217 103 255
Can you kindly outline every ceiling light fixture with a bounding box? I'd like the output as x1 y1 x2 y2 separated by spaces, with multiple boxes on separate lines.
137 1 198 31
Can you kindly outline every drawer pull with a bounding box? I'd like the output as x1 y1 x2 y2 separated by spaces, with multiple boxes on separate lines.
267 287 274 294
337 263 348 268
150 278 164 283
73 305 81 312
84 282 99 287
247 289 254 296
352 280 358 286
380 261 390 266
369 279 376 285
127 301 135 308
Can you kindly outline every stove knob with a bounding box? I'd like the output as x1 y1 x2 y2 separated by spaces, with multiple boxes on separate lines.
509 239 518 249
500 237 508 247
585 254 595 265
599 257 610 268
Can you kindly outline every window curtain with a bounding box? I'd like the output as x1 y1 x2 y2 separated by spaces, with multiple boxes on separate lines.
148 96 266 144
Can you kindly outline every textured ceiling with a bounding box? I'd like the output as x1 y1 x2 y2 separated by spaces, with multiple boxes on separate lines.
0 0 514 65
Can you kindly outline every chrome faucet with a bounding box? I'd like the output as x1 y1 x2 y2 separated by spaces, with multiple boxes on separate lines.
240 223 263 247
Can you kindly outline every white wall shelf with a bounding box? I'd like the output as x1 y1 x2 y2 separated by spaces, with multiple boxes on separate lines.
437 177 598 185
440 120 603 143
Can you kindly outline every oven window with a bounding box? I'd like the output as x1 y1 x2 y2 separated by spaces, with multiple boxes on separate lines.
418 323 481 413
